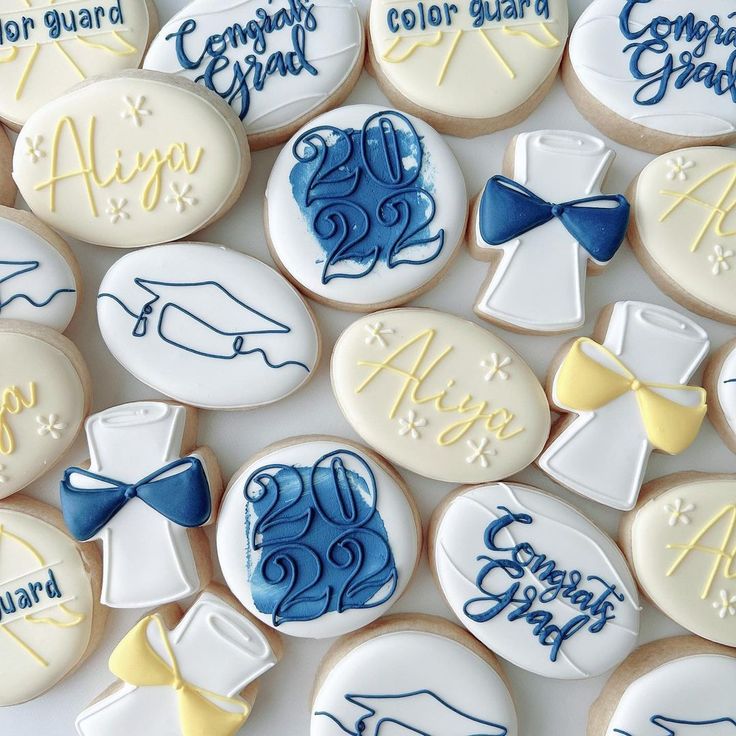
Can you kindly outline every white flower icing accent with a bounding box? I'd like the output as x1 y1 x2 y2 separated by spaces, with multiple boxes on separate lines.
708 244 733 275
664 498 694 526
398 410 426 439
121 96 151 127
666 156 695 181
165 183 197 214
465 438 495 468
36 414 67 440
481 353 512 381
364 322 395 347
713 590 736 619
106 198 130 224
25 136 45 163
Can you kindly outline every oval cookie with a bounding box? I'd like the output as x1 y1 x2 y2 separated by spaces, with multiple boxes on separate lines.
0 125 14 205
311 615 518 736
705 339 736 453
97 243 319 409
0 321 90 500
217 436 421 638
621 472 736 648
430 482 640 679
367 0 568 136
331 308 550 483
144 0 364 149
629 147 736 324
0 495 104 706
266 105 467 310
13 70 249 248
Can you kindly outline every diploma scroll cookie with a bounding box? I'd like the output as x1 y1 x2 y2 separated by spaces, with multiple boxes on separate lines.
217 436 422 639
75 585 282 736
430 482 640 679
367 0 568 136
705 339 736 453
266 105 468 310
310 614 518 736
538 301 709 511
0 495 105 706
470 130 630 334
144 0 364 150
0 125 15 204
13 70 250 248
60 400 222 609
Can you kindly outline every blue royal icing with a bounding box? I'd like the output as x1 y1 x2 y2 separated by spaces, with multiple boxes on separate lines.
614 716 736 736
0 259 75 315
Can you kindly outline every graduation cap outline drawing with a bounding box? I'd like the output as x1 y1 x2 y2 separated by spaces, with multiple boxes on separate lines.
613 715 736 736
0 259 75 314
98 278 310 372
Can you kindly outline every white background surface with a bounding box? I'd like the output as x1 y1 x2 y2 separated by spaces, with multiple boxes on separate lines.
3 0 736 734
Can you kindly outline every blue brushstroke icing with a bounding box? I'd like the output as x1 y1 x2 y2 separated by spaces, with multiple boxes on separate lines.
0 259 75 314
289 110 445 284
98 278 309 372
315 690 509 736
614 715 736 736
244 449 398 626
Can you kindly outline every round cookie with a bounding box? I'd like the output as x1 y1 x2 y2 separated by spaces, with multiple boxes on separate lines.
705 339 736 453
266 105 467 311
628 147 736 325
97 242 320 410
0 125 15 205
429 482 640 680
0 320 91 500
565 0 736 154
0 495 105 706
310 614 518 736
13 70 250 249
144 0 364 150
367 0 568 137
0 0 157 130
217 436 421 639
620 472 736 649
0 205 80 331
330 308 551 483
588 636 736 736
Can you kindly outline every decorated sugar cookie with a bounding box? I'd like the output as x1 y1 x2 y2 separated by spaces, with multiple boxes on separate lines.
538 301 709 511
0 125 14 205
311 615 518 736
13 70 250 248
266 105 467 310
76 586 281 736
217 436 421 638
621 472 736 648
0 0 156 130
430 482 640 679
367 0 568 136
97 243 320 409
629 147 736 325
60 401 221 609
470 130 630 334
331 308 550 483
566 0 736 153
0 321 91 500
0 206 79 331
144 0 364 149
705 339 736 453
0 495 104 706
588 637 736 736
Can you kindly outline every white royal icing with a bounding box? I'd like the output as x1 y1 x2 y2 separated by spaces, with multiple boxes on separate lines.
433 483 640 679
144 0 363 138
716 342 736 443
13 72 247 248
97 243 320 410
331 308 551 483
217 437 419 639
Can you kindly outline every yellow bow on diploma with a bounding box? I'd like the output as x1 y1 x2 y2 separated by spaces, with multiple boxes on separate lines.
108 614 250 736
555 337 707 455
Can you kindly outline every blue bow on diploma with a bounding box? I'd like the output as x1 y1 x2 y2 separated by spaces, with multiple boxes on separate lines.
479 176 631 263
60 457 211 541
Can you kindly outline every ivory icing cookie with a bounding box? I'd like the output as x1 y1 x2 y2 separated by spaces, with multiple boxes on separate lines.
566 0 736 153
367 0 568 136
331 308 550 483
538 301 709 511
629 147 736 325
97 243 320 410
0 495 104 706
217 436 421 639
470 130 630 334
144 0 364 149
588 637 736 736
13 70 250 248
311 615 518 736
430 482 640 679
0 321 91 500
0 205 79 331
0 125 14 204
0 0 156 130
60 401 221 609
621 472 736 648
266 105 467 310
705 339 736 453
76 586 281 736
